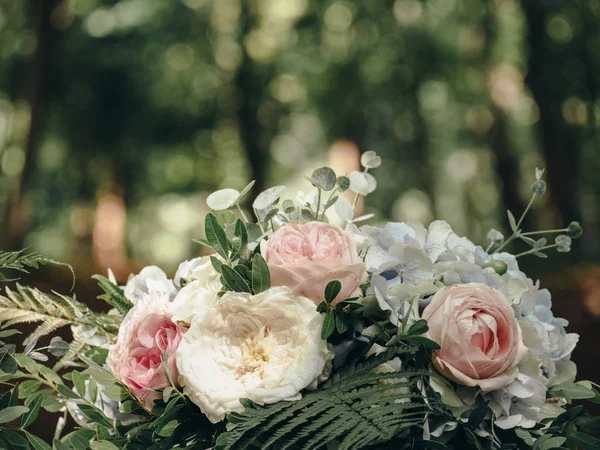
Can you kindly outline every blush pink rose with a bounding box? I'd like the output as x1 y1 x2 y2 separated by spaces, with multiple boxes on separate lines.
108 291 184 410
422 283 527 392
261 222 365 305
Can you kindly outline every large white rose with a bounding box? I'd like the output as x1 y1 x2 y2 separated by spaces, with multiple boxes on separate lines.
176 287 334 423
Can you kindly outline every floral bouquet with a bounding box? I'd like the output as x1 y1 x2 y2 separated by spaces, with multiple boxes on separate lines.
1 152 599 450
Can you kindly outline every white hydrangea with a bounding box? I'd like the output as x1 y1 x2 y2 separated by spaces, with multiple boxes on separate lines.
354 220 579 430
123 266 177 304
176 287 333 423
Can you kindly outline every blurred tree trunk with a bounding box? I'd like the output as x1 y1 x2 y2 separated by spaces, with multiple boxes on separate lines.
522 0 582 226
235 2 270 202
4 0 56 249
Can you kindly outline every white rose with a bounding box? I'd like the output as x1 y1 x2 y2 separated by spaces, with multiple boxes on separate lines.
168 279 220 324
176 287 334 423
124 266 177 304
174 256 222 290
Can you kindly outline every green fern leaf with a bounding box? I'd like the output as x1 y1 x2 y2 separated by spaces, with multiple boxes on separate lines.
215 348 438 450
0 249 75 289
0 284 120 345
91 275 133 315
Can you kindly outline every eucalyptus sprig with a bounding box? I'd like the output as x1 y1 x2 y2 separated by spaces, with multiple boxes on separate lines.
487 168 583 258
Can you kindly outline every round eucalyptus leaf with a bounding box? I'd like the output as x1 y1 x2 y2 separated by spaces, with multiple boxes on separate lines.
310 167 336 191
253 185 287 210
348 171 369 196
364 173 377 194
337 176 350 192
335 196 353 221
360 151 382 169
207 189 240 210
282 199 295 214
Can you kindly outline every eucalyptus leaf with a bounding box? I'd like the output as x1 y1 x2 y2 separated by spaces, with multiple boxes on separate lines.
364 172 377 194
548 382 596 400
235 180 256 204
336 176 350 192
207 188 240 210
282 199 295 214
253 185 286 210
335 196 353 221
360 150 382 169
310 167 337 191
348 171 369 195
507 210 518 232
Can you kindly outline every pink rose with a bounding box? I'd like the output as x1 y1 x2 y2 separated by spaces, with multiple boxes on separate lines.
108 291 184 410
422 283 527 392
261 222 365 305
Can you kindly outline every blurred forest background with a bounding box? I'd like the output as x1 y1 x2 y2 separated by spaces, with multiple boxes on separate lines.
1 0 600 435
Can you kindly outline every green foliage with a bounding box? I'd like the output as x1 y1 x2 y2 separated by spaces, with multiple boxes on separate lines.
0 284 120 346
0 250 74 286
215 347 436 450
92 274 134 315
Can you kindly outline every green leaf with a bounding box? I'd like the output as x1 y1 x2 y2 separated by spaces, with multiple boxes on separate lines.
0 329 20 338
25 431 52 450
407 319 429 336
253 185 286 210
78 405 113 428
321 310 335 340
236 180 256 205
310 167 337 191
71 371 86 397
324 280 341 304
221 265 251 293
210 255 223 273
91 275 133 315
404 335 441 349
103 384 129 402
18 380 42 398
335 313 349 334
465 428 484 450
571 432 600 450
56 384 80 400
90 441 120 450
205 212 230 260
87 379 98 403
507 210 518 232
156 419 179 437
89 368 115 386
21 393 43 428
48 337 70 357
54 439 73 450
3 429 29 447
534 435 567 450
0 405 29 424
515 428 535 446
230 219 248 261
549 382 597 400
0 352 17 374
251 254 270 294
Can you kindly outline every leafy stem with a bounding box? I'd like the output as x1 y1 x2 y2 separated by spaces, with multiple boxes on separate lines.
493 192 536 254
515 244 559 258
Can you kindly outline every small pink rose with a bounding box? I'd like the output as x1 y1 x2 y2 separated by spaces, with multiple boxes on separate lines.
261 222 365 305
108 292 184 410
422 283 527 392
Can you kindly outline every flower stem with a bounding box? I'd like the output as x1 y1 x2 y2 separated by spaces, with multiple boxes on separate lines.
520 228 567 237
515 244 558 258
316 188 322 221
235 203 250 223
493 193 537 254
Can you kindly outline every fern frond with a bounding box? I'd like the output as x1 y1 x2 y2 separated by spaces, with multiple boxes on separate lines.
0 249 75 288
0 284 120 345
92 275 133 315
215 348 439 450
